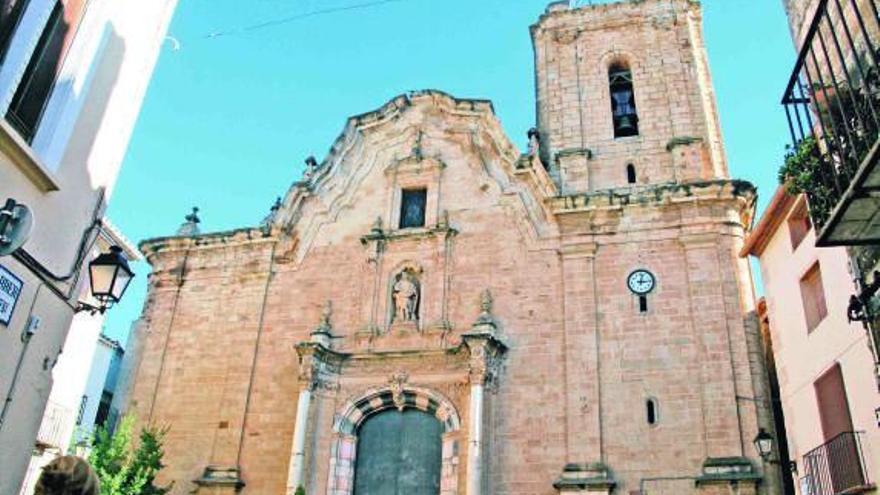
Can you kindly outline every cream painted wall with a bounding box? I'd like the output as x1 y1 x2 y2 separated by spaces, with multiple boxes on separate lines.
0 0 177 493
757 199 880 493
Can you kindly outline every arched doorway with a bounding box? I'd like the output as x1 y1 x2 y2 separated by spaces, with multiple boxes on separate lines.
326 385 461 495
353 409 443 494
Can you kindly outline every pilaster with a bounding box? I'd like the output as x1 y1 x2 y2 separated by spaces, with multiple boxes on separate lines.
558 242 603 464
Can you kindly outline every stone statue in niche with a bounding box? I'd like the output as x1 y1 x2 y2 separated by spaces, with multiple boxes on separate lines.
392 269 420 323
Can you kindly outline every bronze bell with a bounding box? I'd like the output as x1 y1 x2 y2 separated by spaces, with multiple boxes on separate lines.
616 114 637 133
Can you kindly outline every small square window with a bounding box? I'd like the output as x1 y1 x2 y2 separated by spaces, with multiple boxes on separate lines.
788 200 812 250
800 262 828 333
399 188 427 229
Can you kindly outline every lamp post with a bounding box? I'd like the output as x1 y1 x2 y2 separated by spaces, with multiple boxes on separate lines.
754 428 774 462
76 246 134 314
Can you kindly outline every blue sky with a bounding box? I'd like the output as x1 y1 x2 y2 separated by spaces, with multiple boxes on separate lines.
102 0 795 342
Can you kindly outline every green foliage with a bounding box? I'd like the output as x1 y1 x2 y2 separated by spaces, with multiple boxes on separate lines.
88 415 172 495
295 486 306 495
778 136 836 227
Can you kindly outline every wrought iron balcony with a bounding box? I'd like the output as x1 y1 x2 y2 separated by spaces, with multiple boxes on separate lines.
801 431 874 495
781 0 880 246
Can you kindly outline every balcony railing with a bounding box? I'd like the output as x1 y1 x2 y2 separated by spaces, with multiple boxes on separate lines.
35 400 71 451
781 0 880 246
801 431 874 495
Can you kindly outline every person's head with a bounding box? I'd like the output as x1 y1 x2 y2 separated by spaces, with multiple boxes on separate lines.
34 455 100 495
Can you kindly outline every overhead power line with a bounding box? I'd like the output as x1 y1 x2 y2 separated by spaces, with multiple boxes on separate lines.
205 0 407 39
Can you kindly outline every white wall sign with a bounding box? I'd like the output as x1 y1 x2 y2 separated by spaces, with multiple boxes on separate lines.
0 265 23 326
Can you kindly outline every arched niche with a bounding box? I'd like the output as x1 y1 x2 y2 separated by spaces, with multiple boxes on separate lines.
388 263 424 329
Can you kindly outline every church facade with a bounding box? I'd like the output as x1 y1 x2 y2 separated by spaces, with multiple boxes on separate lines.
125 1 782 494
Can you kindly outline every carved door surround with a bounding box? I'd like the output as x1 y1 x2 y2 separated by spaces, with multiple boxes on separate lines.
287 291 507 495
327 383 462 495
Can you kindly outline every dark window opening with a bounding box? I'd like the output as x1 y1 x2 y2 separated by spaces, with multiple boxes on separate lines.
6 0 86 142
0 0 29 64
399 188 427 229
646 399 658 425
626 163 637 184
638 295 648 313
609 63 639 138
75 394 87 425
94 390 113 428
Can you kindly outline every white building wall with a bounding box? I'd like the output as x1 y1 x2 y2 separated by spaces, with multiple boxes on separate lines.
757 201 880 493
75 337 115 443
0 0 177 492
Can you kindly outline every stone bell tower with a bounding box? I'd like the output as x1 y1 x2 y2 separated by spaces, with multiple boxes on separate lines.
530 1 780 494
531 0 729 193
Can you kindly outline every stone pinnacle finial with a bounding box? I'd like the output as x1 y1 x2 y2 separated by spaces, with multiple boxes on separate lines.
303 156 318 180
473 288 496 328
177 207 201 236
413 130 424 161
371 216 384 235
480 289 493 315
319 300 332 329
261 197 282 228
527 127 540 142
310 300 334 347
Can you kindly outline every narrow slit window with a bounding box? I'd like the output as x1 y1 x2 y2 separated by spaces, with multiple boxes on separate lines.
626 163 637 184
609 63 639 138
646 398 658 425
399 188 427 229
638 295 648 313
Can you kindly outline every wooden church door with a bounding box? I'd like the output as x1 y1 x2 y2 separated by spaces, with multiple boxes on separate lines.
353 409 443 495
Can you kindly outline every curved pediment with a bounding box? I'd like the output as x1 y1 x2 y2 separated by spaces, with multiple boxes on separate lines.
267 90 559 265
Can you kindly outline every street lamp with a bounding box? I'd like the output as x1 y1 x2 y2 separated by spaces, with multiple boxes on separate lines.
753 428 774 461
76 246 134 314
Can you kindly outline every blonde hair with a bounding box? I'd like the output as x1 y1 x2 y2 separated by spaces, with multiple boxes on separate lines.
34 456 100 495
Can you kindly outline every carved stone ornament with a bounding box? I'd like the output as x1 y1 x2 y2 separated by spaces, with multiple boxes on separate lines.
260 196 282 229
518 128 545 170
476 289 495 326
297 346 340 392
466 341 505 390
553 28 580 44
527 128 540 156
388 371 410 411
176 207 201 236
463 289 507 389
371 216 384 235
318 300 332 331
303 156 318 180
311 300 334 347
392 270 420 323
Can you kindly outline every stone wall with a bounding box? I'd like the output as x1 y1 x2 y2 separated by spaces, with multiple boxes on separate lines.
532 0 727 194
124 2 779 494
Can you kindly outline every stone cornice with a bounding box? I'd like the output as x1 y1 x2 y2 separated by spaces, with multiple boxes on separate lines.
139 227 274 262
530 0 699 40
547 179 756 217
360 224 458 246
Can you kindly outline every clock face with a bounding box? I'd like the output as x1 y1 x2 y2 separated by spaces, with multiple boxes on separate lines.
627 269 655 295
